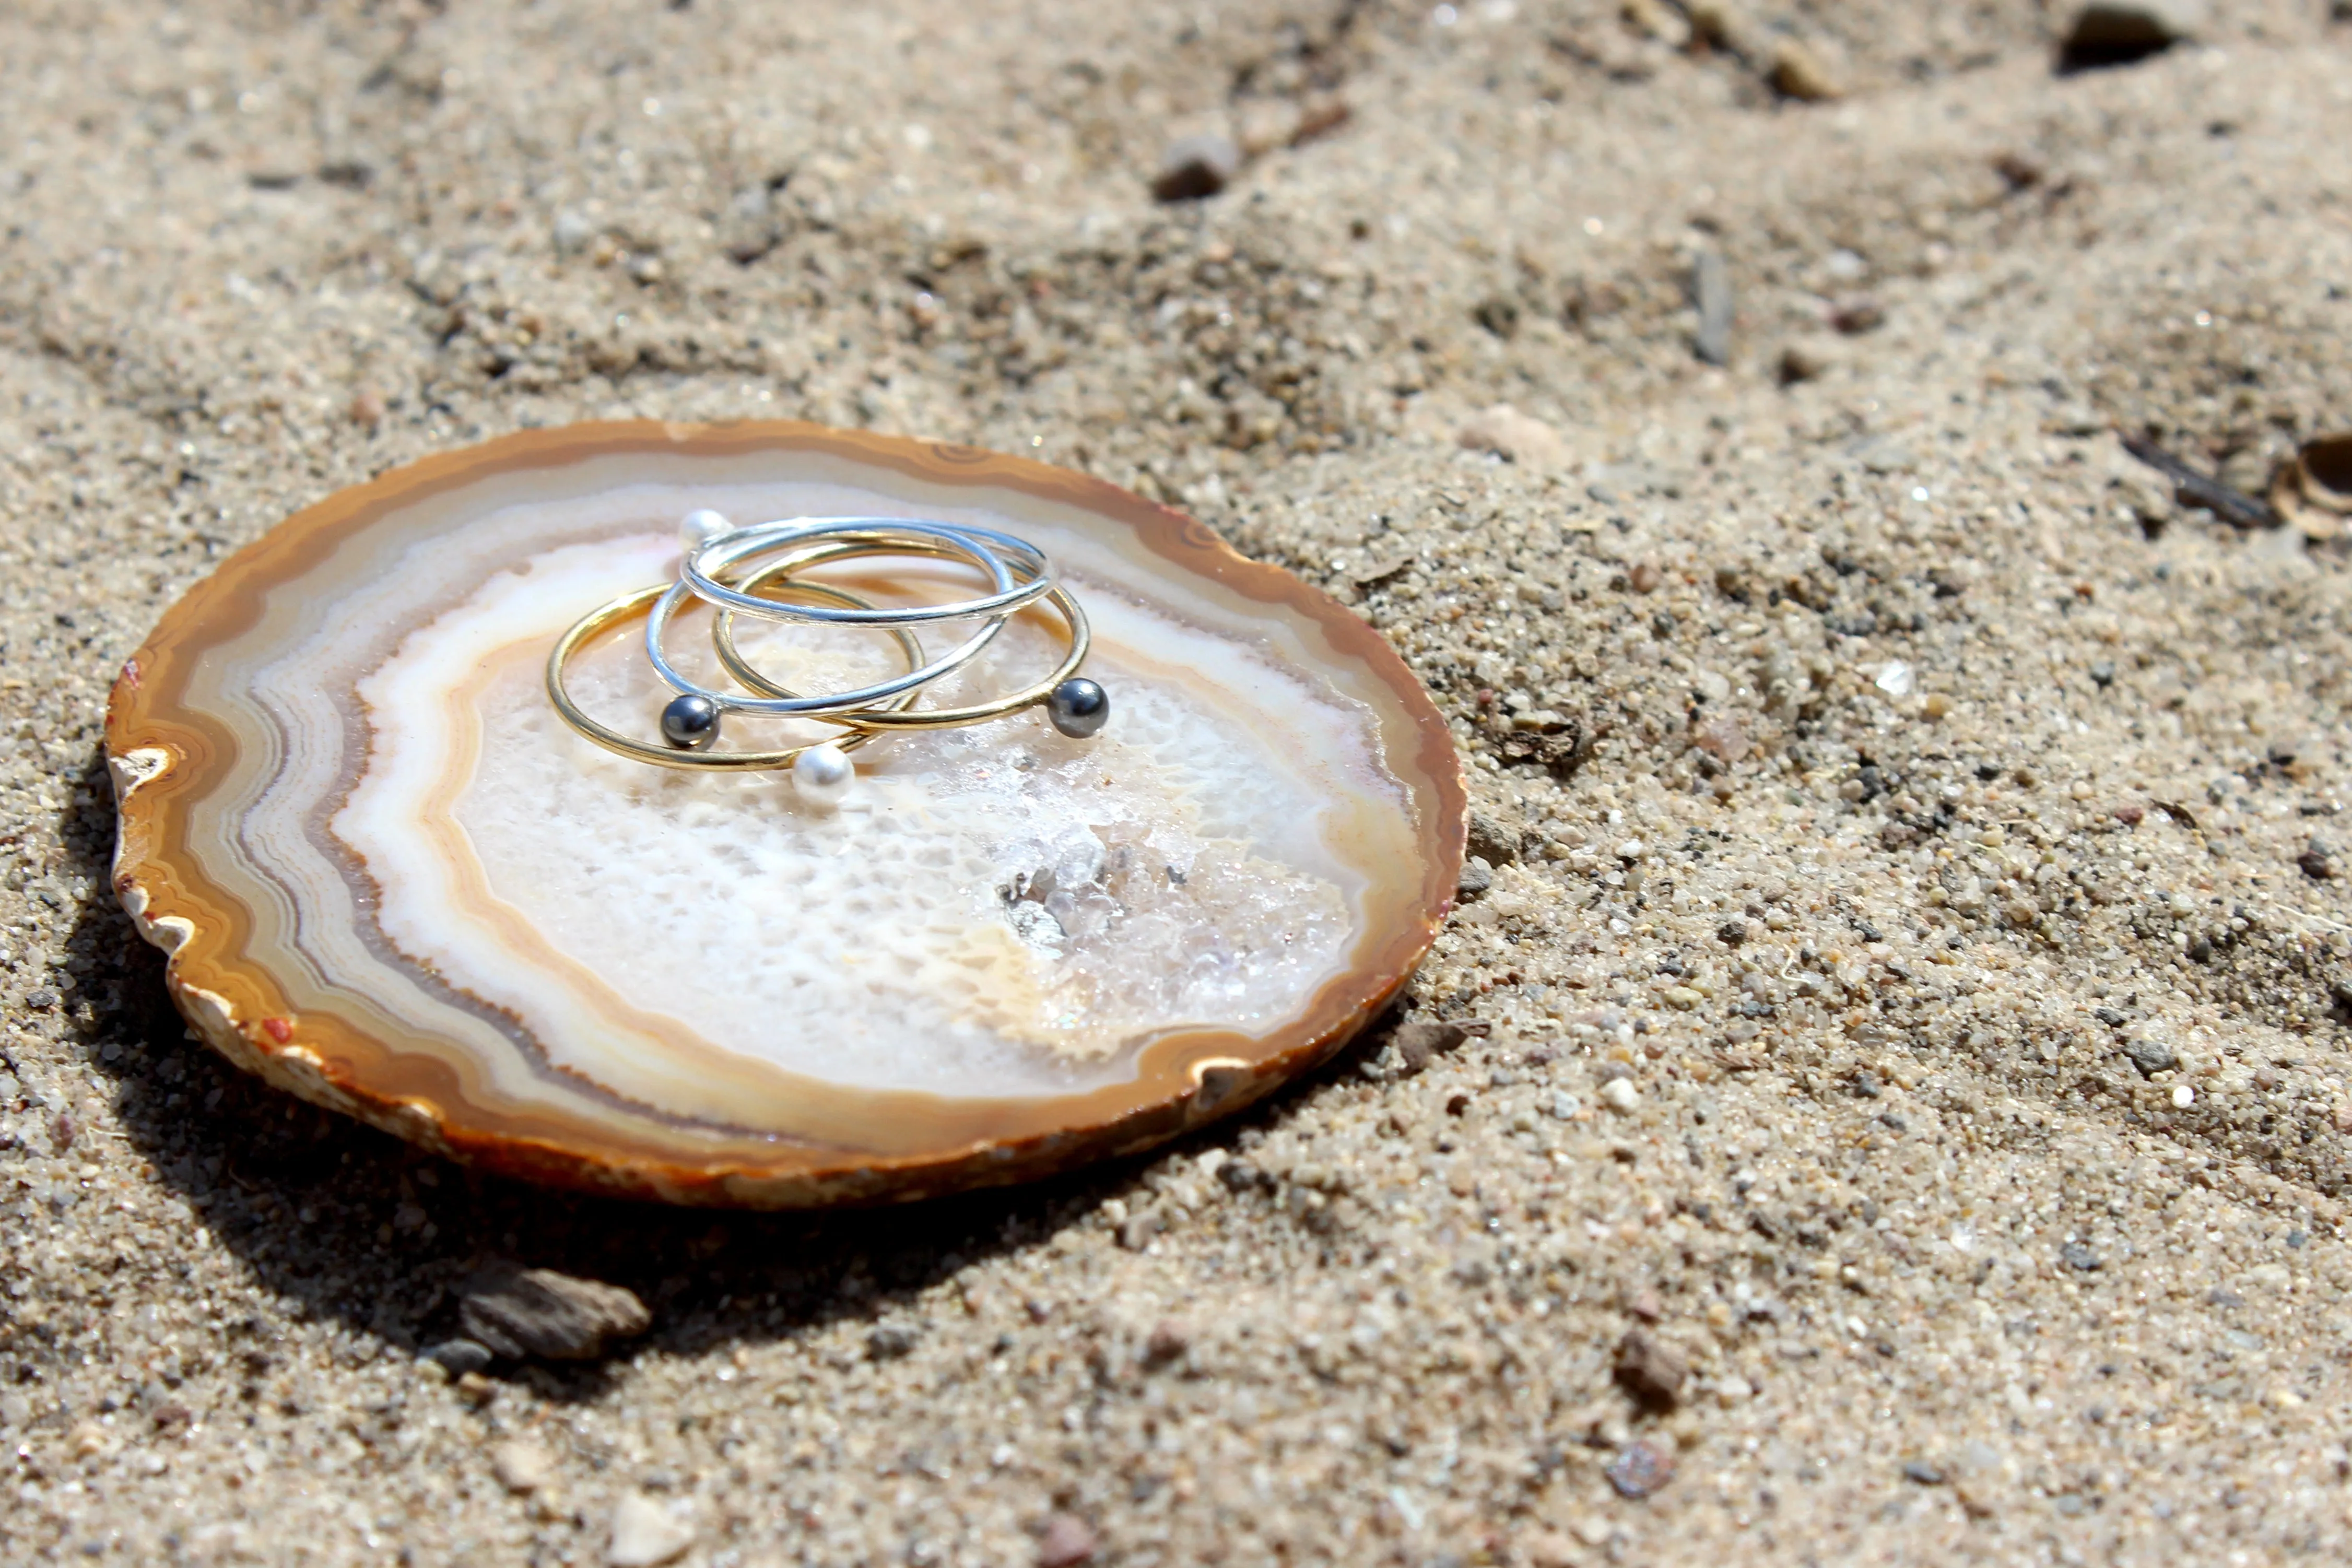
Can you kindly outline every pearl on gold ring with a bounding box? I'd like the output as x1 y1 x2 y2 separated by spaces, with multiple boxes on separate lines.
792 741 855 807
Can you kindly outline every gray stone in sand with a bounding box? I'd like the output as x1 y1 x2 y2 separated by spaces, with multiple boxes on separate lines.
460 1262 651 1361
1456 857 1494 900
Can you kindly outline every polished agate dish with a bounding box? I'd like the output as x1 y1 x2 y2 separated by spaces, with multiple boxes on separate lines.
107 423 1463 1205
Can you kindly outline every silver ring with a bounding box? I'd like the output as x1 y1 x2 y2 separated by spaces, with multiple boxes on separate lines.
684 516 1057 626
644 517 1032 719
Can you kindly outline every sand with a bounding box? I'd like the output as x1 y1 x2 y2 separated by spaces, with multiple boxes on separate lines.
5 2 2352 1563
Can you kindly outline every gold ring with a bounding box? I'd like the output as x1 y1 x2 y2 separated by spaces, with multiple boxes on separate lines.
544 579 923 771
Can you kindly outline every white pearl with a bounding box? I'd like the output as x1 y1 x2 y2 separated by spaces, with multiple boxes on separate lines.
678 508 733 552
792 742 855 807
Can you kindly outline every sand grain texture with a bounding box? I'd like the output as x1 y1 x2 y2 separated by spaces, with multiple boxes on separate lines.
4 2 2352 1563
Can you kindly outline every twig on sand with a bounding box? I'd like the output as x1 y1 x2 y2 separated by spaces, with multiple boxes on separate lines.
2119 431 2278 530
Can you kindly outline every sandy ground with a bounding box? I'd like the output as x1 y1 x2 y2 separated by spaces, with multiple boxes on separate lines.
6 2 2352 1563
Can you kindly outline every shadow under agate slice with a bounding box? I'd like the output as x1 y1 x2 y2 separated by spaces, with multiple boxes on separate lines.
106 422 1464 1206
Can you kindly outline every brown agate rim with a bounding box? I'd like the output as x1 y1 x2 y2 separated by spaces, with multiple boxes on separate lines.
105 420 1466 1206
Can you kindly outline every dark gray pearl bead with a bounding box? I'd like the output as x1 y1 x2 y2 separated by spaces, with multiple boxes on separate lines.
1045 677 1109 739
660 693 722 750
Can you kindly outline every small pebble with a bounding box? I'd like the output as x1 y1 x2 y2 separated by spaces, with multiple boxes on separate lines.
491 1439 555 1494
1149 135 1240 203
1613 1328 1688 1408
1456 857 1494 900
1691 250 1733 367
1601 1078 1640 1113
1829 295 1884 334
424 1339 494 1376
1767 39 1843 102
867 1322 921 1361
1466 810 1523 866
1778 339 1840 384
1391 1021 1470 1076
1521 1530 1580 1568
1606 1438 1677 1500
1036 1514 1098 1567
1456 404 1567 468
1142 1320 1190 1366
2061 1 2206 62
606 1492 695 1568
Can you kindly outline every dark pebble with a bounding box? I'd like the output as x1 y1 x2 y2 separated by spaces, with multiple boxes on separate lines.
1903 1461 1947 1486
2061 1241 2102 1272
2061 3 2198 73
2123 1039 2179 1078
1456 859 1493 900
1715 918 1747 946
26 988 58 1010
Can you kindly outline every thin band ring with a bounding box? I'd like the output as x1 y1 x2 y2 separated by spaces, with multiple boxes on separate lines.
644 526 1033 717
708 535 1038 710
684 516 1057 626
547 580 923 771
716 564 1091 732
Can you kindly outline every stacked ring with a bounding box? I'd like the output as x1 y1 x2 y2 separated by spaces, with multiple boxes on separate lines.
544 511 1110 803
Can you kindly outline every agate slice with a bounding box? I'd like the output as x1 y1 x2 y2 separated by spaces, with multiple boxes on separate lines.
107 422 1463 1205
